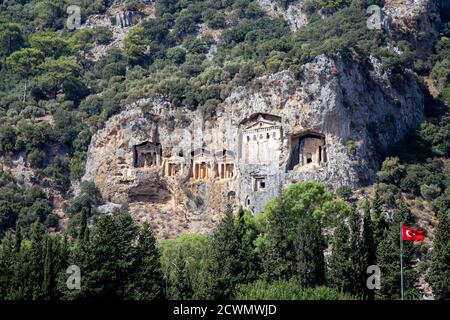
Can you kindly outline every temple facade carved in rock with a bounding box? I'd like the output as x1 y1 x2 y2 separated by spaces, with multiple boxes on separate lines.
126 113 329 215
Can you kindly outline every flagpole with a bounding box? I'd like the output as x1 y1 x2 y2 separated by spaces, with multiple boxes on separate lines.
400 223 404 300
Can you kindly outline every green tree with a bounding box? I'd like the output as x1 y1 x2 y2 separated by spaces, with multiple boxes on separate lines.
327 206 366 297
204 205 257 299
124 25 149 65
235 279 357 300
6 48 44 102
233 207 261 285
127 222 165 299
375 203 419 300
361 199 376 299
347 207 367 297
0 124 17 154
262 189 295 281
0 233 15 299
160 233 208 299
427 211 450 299
34 56 83 100
43 235 55 300
327 221 352 292
0 23 24 59
377 157 405 185
29 221 46 299
372 191 388 250
29 31 69 58
295 214 326 288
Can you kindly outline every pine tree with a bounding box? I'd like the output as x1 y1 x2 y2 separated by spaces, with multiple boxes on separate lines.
204 205 241 299
362 199 376 299
79 208 89 244
295 214 325 288
53 235 69 300
69 214 119 299
263 189 295 281
348 206 367 297
92 213 138 299
14 224 22 253
43 235 55 300
427 211 450 299
375 204 419 300
128 222 165 300
115 210 138 298
29 221 46 300
327 221 352 292
0 232 15 299
372 191 388 249
234 207 261 285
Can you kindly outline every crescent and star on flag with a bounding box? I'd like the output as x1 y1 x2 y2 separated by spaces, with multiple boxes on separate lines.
401 225 425 242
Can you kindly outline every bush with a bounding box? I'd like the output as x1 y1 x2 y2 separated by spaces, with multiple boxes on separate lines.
374 183 400 209
0 125 17 154
70 153 86 181
346 140 358 155
44 213 59 228
419 121 450 156
430 189 450 214
377 157 405 185
336 185 353 200
235 279 357 300
27 148 46 168
64 180 102 215
93 26 114 45
166 47 186 64
431 59 450 87
420 184 442 200
42 155 71 192
203 10 226 29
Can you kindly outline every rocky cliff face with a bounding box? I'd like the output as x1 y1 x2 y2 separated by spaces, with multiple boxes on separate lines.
384 0 441 57
83 54 425 238
257 0 307 31
82 1 155 61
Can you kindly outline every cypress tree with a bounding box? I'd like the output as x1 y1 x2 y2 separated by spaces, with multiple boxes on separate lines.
263 188 295 281
70 214 119 299
115 210 138 298
372 191 388 249
43 235 55 300
427 211 450 299
205 205 241 299
348 206 367 297
234 207 260 285
0 233 15 299
295 214 325 288
30 221 46 300
362 199 376 299
327 221 352 292
375 203 419 300
79 208 89 244
53 235 69 300
128 222 165 300
14 224 22 252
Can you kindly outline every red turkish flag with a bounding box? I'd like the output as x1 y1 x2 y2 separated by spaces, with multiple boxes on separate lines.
402 225 425 241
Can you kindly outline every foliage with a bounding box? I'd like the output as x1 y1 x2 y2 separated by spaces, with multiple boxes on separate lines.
235 279 357 300
427 211 450 299
203 206 260 299
160 233 208 299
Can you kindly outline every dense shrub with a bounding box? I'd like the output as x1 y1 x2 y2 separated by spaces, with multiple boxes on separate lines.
235 279 357 300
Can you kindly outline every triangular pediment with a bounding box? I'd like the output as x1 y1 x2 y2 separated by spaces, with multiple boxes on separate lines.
244 119 279 130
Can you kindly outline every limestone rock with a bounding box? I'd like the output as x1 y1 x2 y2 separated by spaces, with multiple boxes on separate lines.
384 0 441 57
257 0 308 31
83 55 424 238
